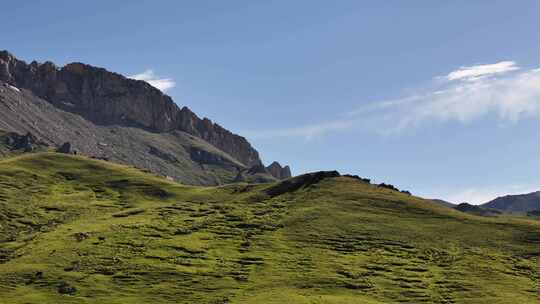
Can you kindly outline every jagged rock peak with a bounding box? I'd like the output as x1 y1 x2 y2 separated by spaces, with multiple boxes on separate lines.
0 50 13 61
0 50 262 167
266 161 292 180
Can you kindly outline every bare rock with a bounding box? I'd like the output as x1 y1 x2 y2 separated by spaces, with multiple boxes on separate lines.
189 146 233 166
266 161 292 180
0 50 292 186
149 146 178 163
247 163 270 175
57 282 77 295
0 50 262 167
265 171 340 197
4 132 40 152
57 142 76 154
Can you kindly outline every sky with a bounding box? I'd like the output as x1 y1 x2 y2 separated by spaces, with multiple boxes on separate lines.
3 1 540 204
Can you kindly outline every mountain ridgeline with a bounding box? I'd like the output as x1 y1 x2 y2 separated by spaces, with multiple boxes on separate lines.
482 191 540 213
0 50 290 184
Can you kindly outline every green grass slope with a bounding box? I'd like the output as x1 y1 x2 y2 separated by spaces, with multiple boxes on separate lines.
0 153 540 303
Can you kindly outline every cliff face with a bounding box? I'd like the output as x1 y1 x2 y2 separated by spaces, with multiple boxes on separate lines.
482 191 540 213
0 81 248 185
266 161 292 180
0 50 261 167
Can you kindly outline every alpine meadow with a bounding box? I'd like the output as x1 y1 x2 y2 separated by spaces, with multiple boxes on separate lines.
2 2 540 303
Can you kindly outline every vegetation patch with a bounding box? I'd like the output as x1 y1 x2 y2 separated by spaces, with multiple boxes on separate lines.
0 153 539 303
112 208 146 218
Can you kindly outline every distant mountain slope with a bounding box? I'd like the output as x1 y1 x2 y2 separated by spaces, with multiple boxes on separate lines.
482 191 540 213
0 50 289 184
454 202 502 216
1 153 539 303
428 199 455 208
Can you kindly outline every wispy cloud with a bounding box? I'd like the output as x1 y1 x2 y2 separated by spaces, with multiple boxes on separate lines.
244 120 353 140
129 70 176 92
246 60 540 139
445 61 520 82
383 64 540 130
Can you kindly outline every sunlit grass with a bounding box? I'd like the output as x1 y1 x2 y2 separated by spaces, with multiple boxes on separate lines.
0 153 539 303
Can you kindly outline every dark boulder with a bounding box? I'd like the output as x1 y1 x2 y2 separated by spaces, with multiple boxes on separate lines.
57 282 77 295
4 132 39 152
57 142 76 154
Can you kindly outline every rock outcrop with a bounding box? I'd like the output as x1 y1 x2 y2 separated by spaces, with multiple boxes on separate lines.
3 132 42 152
57 142 76 154
0 87 246 185
482 191 540 213
0 50 261 167
266 161 292 180
247 163 270 175
189 146 235 166
264 171 340 197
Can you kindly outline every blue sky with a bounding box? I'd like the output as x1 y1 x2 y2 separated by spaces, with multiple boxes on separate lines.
4 1 540 204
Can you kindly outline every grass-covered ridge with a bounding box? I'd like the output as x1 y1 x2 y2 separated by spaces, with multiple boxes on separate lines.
0 153 539 303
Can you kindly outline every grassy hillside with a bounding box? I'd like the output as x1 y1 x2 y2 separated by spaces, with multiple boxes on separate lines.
0 153 540 303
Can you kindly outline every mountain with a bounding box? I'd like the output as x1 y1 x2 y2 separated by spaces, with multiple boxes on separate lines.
454 202 502 216
527 210 540 218
482 191 540 213
1 153 540 303
0 50 289 185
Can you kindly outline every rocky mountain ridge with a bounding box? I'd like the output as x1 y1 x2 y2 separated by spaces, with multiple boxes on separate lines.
0 50 266 168
482 191 540 213
266 161 292 180
0 50 291 184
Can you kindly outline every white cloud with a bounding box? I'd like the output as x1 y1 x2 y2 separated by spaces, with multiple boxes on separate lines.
246 60 540 139
345 95 423 117
446 61 520 81
129 70 176 92
387 67 540 130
